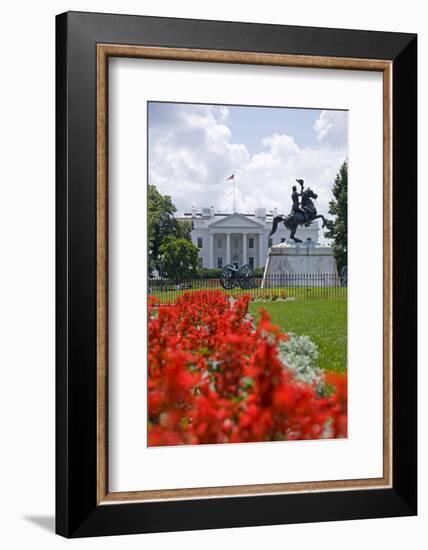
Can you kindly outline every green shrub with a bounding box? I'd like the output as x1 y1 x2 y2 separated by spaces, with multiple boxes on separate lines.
196 268 222 279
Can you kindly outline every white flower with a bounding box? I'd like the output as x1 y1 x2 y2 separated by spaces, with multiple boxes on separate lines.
278 334 325 392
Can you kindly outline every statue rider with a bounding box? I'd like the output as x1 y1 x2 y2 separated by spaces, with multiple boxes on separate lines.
292 179 309 226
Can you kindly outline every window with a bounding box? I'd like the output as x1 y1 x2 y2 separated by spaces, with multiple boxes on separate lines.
197 257 203 268
281 238 286 243
249 257 254 268
234 238 238 248
217 257 223 269
197 237 203 249
217 238 222 248
268 238 273 248
249 237 254 249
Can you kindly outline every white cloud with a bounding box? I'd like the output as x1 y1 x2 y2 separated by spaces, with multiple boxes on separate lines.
314 110 348 147
149 105 347 231
149 104 249 209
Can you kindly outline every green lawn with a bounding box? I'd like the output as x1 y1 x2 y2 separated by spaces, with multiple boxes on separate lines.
249 300 347 373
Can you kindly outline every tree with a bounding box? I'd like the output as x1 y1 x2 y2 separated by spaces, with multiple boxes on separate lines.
159 237 198 281
148 185 178 264
148 185 193 273
324 161 348 273
176 219 192 241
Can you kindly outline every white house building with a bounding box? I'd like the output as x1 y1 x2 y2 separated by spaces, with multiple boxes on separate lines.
178 207 321 269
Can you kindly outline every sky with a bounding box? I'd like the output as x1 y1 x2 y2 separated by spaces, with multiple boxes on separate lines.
148 102 348 221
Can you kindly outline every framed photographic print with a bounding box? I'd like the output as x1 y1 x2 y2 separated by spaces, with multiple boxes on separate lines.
56 11 417 538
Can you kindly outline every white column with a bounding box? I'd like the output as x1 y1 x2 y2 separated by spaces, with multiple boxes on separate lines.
226 233 231 265
209 233 214 268
242 233 247 266
258 232 264 267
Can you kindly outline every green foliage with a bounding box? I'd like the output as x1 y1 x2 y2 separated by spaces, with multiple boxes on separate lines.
148 185 177 264
159 237 198 281
196 268 222 279
249 300 347 373
324 161 348 273
148 185 194 273
176 219 192 240
253 267 264 278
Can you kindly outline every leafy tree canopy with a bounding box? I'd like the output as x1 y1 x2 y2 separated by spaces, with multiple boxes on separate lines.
324 161 348 273
148 185 193 272
159 237 198 281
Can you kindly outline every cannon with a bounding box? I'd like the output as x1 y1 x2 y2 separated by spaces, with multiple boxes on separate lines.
220 264 256 290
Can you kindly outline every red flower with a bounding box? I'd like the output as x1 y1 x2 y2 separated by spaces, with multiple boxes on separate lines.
147 290 347 446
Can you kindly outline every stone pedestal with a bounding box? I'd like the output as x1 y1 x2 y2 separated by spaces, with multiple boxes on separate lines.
262 240 338 288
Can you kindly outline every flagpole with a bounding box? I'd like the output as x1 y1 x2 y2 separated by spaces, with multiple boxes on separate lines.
227 173 236 212
233 176 236 212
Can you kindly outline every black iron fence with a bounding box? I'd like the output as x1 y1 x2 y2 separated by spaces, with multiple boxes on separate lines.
149 274 347 304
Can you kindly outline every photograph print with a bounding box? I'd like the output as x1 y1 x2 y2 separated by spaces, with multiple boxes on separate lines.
147 101 348 447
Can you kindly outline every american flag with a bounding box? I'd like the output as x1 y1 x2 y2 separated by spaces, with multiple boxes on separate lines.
226 173 235 181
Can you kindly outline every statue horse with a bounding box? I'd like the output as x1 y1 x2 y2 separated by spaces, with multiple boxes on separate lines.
269 187 327 243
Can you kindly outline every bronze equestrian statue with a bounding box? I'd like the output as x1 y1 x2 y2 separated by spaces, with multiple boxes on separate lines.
269 179 327 243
